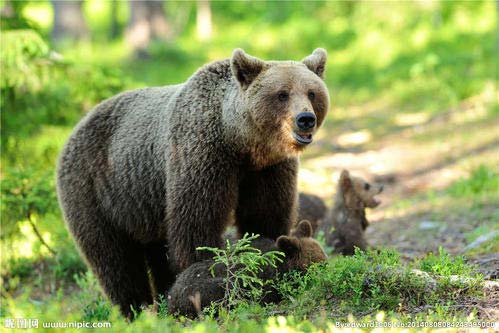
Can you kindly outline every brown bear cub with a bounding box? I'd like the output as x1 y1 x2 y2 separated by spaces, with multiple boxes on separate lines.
297 192 328 234
319 170 383 255
168 221 327 318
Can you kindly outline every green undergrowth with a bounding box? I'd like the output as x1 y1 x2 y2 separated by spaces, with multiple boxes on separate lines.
274 249 482 321
1 248 486 332
447 165 499 199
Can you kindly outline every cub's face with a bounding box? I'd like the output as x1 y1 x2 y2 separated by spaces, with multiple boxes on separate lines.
351 175 383 208
276 220 328 271
231 49 330 165
339 170 384 209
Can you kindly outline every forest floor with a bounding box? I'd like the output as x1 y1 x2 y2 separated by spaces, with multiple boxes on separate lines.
299 89 499 321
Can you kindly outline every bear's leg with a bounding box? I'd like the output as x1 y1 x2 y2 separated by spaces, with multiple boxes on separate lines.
76 224 153 319
166 163 239 270
144 242 176 300
236 158 298 239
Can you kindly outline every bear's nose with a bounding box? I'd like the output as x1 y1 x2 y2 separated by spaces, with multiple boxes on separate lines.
296 112 316 131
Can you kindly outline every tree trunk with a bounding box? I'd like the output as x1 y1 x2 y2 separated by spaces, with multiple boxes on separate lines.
196 0 212 41
126 0 171 55
51 0 88 43
109 0 120 40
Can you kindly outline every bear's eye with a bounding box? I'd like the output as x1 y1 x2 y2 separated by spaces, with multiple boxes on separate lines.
308 91 315 101
277 91 289 102
364 183 371 191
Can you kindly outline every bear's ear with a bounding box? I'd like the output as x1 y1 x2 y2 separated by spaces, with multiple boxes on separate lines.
293 220 313 238
276 236 300 256
231 48 265 89
339 170 352 193
302 48 327 79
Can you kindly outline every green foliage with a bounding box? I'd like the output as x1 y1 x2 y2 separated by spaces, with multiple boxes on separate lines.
197 234 284 313
0 2 41 31
417 247 474 277
0 27 125 281
52 248 86 281
447 165 499 198
74 271 112 321
415 248 483 300
1 29 125 156
2 241 85 291
6 257 34 280
276 249 481 318
156 294 169 319
0 249 486 332
315 229 335 256
0 29 52 91
0 167 57 237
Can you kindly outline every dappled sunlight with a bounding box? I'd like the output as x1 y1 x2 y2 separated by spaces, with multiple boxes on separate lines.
254 31 277 52
394 112 431 126
2 220 54 260
22 3 52 29
453 3 496 34
303 146 412 175
336 129 372 147
297 168 334 200
451 103 490 125
405 167 468 192
411 26 431 49
16 222 38 258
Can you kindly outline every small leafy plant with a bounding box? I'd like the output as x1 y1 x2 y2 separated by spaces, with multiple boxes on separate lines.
417 247 473 277
74 271 112 321
197 234 284 313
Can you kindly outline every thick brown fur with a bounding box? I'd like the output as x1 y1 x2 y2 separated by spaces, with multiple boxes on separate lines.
56 49 329 318
296 192 328 234
319 170 383 255
167 221 327 318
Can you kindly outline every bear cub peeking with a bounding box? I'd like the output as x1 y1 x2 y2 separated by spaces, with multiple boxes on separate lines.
319 170 383 255
168 221 327 318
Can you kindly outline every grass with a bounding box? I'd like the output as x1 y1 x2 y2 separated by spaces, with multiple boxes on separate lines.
447 165 499 198
276 249 483 320
1 249 487 332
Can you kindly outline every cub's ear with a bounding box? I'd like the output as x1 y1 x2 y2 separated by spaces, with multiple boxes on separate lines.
339 170 352 193
231 48 265 89
293 220 313 238
276 236 300 256
302 48 327 79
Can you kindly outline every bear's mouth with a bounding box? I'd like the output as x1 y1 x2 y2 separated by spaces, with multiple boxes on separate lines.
366 198 381 208
293 132 313 145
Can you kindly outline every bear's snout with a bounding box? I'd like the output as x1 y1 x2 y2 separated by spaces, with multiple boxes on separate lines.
293 112 316 145
295 112 316 131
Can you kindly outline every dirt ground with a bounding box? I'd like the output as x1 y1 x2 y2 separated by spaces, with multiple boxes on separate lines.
299 91 499 320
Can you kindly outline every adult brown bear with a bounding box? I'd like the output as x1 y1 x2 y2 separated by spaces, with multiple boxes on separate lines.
56 49 329 318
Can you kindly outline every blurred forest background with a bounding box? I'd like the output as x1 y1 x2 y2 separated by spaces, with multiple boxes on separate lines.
1 0 498 331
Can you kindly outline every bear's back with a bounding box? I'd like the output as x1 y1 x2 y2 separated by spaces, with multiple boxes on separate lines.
57 85 182 240
57 58 236 241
